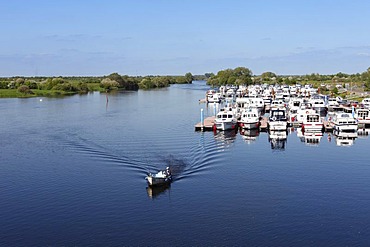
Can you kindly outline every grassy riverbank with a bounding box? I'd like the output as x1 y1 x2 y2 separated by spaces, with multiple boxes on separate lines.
0 73 194 98
0 83 105 98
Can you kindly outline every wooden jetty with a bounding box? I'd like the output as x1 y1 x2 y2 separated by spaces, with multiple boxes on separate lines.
195 116 215 131
195 116 269 132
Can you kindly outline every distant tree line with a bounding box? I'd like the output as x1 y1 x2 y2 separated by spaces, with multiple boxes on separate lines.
102 72 194 90
2 67 370 97
206 66 370 92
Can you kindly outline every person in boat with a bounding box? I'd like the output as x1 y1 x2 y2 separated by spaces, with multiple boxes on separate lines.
165 167 171 176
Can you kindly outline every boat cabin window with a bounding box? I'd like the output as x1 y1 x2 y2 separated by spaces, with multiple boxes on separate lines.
306 115 319 122
358 110 369 118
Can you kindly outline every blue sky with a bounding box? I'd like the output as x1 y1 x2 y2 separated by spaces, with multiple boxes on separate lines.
1 0 370 76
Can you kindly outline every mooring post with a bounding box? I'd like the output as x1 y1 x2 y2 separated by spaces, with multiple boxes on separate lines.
201 108 204 131
213 103 217 116
352 105 355 118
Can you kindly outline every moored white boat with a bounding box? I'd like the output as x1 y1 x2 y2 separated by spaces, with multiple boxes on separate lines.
309 98 327 114
214 108 238 130
330 112 358 133
206 90 221 103
268 108 288 131
302 112 324 132
361 98 370 109
354 108 370 127
239 107 260 129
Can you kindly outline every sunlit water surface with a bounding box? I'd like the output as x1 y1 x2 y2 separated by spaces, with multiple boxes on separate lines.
1 81 370 246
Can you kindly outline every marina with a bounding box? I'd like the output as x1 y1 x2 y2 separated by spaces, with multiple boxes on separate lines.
196 84 368 139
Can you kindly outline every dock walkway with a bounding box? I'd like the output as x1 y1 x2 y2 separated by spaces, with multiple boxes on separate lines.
195 116 215 131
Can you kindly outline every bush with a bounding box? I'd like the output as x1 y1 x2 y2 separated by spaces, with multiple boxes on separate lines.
52 82 78 92
100 78 119 90
18 85 33 94
0 81 8 89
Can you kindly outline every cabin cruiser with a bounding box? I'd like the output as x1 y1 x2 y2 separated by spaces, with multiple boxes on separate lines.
239 107 260 129
214 108 238 131
248 97 265 114
302 112 324 132
361 98 370 109
288 97 304 110
225 88 236 98
327 106 344 121
327 97 340 107
354 108 370 128
268 108 288 131
287 98 305 124
270 99 285 110
330 112 358 133
308 98 327 114
206 92 221 103
145 167 172 186
235 97 251 109
294 108 316 126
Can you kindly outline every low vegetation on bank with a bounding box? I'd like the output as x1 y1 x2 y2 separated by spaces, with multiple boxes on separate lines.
0 72 194 98
1 68 370 99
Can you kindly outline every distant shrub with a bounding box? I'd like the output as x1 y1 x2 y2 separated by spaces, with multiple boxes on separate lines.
100 78 119 90
0 81 8 89
18 85 33 94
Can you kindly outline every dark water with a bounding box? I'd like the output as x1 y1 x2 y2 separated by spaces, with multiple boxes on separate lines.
1 81 370 246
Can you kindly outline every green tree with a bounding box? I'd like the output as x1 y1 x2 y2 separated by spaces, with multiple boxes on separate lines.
108 73 124 87
185 72 193 84
207 67 253 86
205 73 214 78
261 72 277 81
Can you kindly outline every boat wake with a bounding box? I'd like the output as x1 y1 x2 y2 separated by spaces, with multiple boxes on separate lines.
48 131 149 174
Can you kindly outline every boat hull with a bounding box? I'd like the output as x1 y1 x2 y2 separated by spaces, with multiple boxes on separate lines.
240 121 259 129
146 176 172 186
302 123 324 132
333 124 358 133
214 121 237 131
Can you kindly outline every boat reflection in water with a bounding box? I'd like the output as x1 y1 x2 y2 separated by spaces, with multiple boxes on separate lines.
240 128 260 144
333 130 358 146
146 184 171 199
268 130 287 150
213 129 237 146
296 128 323 146
358 128 370 138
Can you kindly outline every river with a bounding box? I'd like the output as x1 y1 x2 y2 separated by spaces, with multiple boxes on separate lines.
1 81 370 246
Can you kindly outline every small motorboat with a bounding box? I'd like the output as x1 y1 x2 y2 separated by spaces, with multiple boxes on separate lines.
145 167 172 186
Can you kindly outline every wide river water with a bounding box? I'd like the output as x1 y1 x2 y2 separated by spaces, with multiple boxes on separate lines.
1 81 370 246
